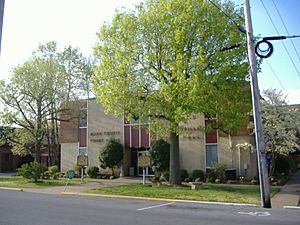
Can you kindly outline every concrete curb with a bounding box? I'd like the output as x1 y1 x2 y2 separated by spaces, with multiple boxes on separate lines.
283 206 300 210
0 187 23 191
61 192 258 207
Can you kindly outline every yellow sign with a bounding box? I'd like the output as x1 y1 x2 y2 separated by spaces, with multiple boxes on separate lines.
77 155 89 166
138 154 151 167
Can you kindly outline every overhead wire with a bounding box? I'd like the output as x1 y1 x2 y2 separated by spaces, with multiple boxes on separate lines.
271 0 300 64
265 60 285 90
260 0 300 81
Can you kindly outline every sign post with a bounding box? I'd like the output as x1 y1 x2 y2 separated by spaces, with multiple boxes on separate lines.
77 155 89 182
64 170 75 192
137 154 151 185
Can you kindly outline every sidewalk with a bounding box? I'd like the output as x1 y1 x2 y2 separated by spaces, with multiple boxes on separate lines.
271 169 300 208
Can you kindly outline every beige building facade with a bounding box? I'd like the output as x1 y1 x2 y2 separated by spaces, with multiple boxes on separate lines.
60 99 257 180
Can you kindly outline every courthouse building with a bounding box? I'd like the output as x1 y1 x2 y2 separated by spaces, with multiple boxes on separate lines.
60 99 258 179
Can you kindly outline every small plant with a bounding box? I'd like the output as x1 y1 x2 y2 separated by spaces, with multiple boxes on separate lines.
195 178 202 182
215 178 221 184
211 163 226 179
109 175 115 180
192 169 205 181
159 171 169 182
251 179 258 185
184 178 191 182
48 165 59 179
239 176 245 183
17 161 47 182
86 166 100 178
180 169 189 181
74 165 82 177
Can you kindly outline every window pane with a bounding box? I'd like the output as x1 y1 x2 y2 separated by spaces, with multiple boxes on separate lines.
79 148 87 156
206 145 218 167
79 109 87 127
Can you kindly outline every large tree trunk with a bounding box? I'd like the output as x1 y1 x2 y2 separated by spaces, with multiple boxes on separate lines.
169 131 181 185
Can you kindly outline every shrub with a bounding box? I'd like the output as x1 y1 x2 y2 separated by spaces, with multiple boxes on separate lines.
275 156 297 176
251 179 258 185
48 165 59 179
215 178 221 184
159 171 169 182
206 172 216 183
211 163 226 179
86 166 100 178
109 175 115 180
192 169 205 181
184 178 191 182
17 161 47 182
149 139 170 172
74 165 82 177
180 169 189 181
99 139 123 175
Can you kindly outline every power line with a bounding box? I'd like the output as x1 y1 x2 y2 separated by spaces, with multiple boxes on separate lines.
265 59 285 90
271 0 300 64
207 0 246 34
259 0 300 81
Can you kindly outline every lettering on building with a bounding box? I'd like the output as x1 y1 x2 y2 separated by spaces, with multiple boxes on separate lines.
90 130 121 143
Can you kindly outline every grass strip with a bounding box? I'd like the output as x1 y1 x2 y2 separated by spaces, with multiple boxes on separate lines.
0 176 84 189
89 183 280 204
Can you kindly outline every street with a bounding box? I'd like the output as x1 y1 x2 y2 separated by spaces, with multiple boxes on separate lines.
0 190 299 225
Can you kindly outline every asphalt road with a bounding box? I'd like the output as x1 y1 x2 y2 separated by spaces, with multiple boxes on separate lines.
0 190 299 225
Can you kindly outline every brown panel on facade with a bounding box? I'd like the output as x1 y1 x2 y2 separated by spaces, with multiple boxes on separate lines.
132 127 139 148
79 128 87 147
124 126 131 147
141 127 149 148
59 101 86 143
205 130 217 143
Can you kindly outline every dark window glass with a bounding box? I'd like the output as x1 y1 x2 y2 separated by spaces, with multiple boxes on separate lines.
79 109 87 127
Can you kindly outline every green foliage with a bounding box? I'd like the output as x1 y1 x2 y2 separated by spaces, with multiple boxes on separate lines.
48 165 59 179
93 0 250 185
211 163 226 179
86 166 100 178
73 165 82 176
274 155 296 176
180 169 189 181
0 42 93 163
17 162 47 182
149 139 170 172
192 169 205 181
99 139 123 175
260 89 300 176
159 171 170 182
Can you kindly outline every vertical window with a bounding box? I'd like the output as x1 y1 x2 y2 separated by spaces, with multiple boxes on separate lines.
205 117 218 167
79 108 87 156
79 147 87 156
79 109 87 128
205 144 218 167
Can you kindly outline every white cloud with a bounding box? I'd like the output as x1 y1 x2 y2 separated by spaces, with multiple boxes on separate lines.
283 89 300 105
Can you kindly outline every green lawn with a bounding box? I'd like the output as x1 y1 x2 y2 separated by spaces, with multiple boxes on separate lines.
0 176 84 188
89 183 280 205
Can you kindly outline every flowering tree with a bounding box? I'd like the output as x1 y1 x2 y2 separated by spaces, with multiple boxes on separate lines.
261 89 300 176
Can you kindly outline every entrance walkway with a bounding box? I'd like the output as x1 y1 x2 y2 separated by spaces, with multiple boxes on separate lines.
271 169 300 208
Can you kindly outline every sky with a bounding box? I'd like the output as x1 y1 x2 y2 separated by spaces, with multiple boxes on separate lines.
0 0 299 104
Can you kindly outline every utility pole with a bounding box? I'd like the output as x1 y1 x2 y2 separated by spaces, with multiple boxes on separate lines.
244 0 271 208
0 0 5 54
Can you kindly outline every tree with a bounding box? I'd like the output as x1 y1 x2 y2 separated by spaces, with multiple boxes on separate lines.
0 42 93 164
149 139 170 173
260 89 300 176
99 139 123 175
92 0 249 185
